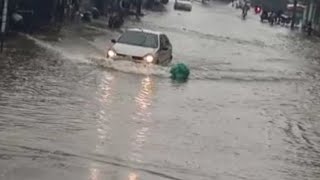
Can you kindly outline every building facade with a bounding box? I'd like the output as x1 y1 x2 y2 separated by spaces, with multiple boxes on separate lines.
303 0 320 32
251 0 288 11
1 0 81 30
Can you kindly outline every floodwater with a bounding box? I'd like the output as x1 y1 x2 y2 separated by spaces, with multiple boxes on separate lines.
0 1 320 180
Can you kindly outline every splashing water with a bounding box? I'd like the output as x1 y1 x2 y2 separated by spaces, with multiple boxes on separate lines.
24 34 307 82
24 34 171 77
24 34 91 64
90 57 171 77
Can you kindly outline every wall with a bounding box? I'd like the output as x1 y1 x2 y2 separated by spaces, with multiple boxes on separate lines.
252 0 288 11
302 0 320 33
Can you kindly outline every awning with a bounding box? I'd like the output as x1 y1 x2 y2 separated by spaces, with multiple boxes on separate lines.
287 4 306 12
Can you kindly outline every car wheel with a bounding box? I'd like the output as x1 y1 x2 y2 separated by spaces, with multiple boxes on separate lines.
168 56 173 64
154 59 160 65
174 4 177 9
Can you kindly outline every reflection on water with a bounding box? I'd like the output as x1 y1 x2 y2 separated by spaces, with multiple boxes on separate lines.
135 77 154 112
89 73 115 180
89 168 100 180
130 77 155 162
129 172 139 180
96 73 114 153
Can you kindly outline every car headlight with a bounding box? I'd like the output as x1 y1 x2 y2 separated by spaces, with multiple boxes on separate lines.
144 55 154 63
107 49 116 58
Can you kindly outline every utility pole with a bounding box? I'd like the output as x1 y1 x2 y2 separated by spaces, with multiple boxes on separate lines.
291 0 297 29
1 0 8 52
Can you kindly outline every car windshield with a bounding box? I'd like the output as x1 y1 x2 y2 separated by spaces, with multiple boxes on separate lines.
118 31 158 48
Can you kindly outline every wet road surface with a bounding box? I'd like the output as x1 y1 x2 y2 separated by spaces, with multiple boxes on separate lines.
1 1 320 180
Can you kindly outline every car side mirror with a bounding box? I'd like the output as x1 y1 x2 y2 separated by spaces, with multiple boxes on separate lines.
162 46 169 51
111 39 116 43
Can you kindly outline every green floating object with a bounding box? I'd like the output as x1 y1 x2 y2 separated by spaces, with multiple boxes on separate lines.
170 63 190 81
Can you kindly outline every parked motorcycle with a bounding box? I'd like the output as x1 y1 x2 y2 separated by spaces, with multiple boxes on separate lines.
108 12 124 28
260 10 269 22
279 14 291 26
303 22 312 36
81 11 92 22
269 12 277 25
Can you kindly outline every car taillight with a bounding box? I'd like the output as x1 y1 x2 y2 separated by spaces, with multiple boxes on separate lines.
255 6 261 14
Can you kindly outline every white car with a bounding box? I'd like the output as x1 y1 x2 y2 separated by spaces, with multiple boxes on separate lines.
107 28 173 65
174 0 192 11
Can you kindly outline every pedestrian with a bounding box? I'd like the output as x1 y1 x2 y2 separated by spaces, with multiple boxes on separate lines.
307 21 312 36
56 0 65 23
276 10 283 24
136 0 143 19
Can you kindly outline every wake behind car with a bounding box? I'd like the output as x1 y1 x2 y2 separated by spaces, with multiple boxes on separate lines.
107 28 173 65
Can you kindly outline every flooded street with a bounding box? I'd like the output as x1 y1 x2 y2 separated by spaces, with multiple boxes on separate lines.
1 1 320 180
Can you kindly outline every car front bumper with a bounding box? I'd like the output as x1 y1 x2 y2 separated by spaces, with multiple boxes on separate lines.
108 54 154 64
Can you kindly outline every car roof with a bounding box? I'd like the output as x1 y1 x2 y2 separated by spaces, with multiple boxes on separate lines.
126 28 162 35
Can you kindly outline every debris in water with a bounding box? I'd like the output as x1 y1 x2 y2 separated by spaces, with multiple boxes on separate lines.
170 63 190 82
